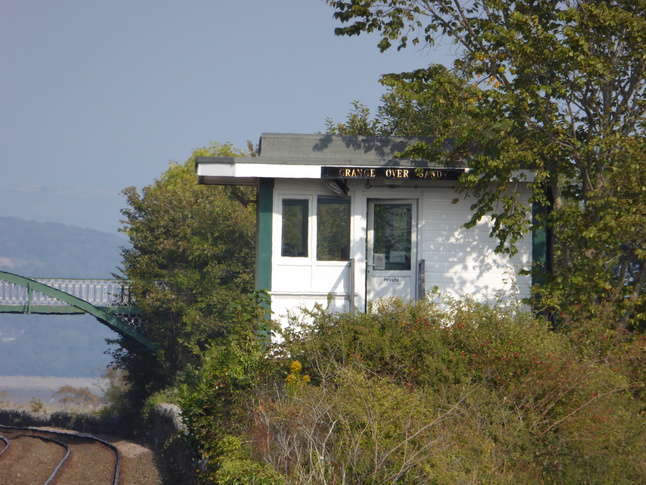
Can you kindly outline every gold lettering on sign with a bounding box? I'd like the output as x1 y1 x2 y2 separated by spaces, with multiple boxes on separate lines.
338 168 378 178
324 166 458 179
414 168 444 179
384 169 410 178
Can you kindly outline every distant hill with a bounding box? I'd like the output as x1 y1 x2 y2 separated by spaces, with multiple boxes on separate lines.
0 216 125 278
0 217 128 377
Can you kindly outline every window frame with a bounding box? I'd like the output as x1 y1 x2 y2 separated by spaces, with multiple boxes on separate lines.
276 193 352 265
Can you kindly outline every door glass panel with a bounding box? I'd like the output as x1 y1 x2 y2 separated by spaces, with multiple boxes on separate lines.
373 203 412 270
317 196 350 261
281 199 308 257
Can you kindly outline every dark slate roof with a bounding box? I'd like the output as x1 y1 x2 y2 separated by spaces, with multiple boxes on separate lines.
197 133 467 168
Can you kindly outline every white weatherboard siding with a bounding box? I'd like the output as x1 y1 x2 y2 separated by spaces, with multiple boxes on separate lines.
420 188 532 300
269 179 532 324
271 179 353 325
196 134 536 329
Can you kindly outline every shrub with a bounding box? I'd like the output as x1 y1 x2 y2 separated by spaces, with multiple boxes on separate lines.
53 385 103 410
183 295 646 484
179 291 280 484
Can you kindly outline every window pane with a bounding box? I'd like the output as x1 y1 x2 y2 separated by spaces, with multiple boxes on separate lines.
282 199 308 257
373 203 412 270
317 196 350 261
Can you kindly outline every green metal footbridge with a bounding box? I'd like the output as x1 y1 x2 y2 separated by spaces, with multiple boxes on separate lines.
0 271 156 351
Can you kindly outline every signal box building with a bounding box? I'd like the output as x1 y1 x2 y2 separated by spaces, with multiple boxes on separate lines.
196 133 537 321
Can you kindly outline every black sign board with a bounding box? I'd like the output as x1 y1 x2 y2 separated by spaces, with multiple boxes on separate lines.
321 166 464 181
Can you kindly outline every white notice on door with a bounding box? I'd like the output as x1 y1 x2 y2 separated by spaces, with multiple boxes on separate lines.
374 253 386 270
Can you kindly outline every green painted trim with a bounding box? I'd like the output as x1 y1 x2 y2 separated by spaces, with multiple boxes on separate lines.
0 305 142 315
256 178 273 292
0 271 156 351
101 307 142 314
0 305 86 314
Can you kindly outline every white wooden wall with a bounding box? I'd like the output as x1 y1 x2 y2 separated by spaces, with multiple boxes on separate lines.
271 180 352 326
270 179 532 326
419 187 532 300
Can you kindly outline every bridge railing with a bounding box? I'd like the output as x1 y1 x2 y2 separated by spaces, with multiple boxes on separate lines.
0 278 134 308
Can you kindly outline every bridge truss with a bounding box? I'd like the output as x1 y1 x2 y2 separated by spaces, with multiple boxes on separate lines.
0 271 156 351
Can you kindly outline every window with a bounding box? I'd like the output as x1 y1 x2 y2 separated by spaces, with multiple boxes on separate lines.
280 195 351 261
373 203 412 270
281 199 308 257
317 196 350 261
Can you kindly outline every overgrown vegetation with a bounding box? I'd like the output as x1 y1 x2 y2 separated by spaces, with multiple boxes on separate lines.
53 385 103 410
326 0 646 331
112 142 256 410
179 295 646 484
109 3 645 482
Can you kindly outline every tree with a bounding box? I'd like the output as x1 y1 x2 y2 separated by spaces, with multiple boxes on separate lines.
327 65 481 139
327 0 646 329
53 385 103 409
114 142 257 400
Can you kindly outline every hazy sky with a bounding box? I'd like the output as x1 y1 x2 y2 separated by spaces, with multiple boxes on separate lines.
1 0 455 235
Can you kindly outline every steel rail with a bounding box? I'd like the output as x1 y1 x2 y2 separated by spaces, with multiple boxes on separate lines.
0 425 121 485
35 435 71 485
3 430 71 485
0 434 8 457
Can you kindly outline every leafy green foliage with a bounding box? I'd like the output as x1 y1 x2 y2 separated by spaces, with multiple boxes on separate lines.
182 297 645 483
179 292 280 484
209 436 284 485
114 142 256 406
29 398 45 413
326 0 646 330
99 366 132 416
326 65 481 142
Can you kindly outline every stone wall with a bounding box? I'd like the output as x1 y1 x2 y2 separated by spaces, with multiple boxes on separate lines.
151 403 197 485
0 408 125 435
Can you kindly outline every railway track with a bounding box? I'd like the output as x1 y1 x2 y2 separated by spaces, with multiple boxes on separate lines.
0 425 121 485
